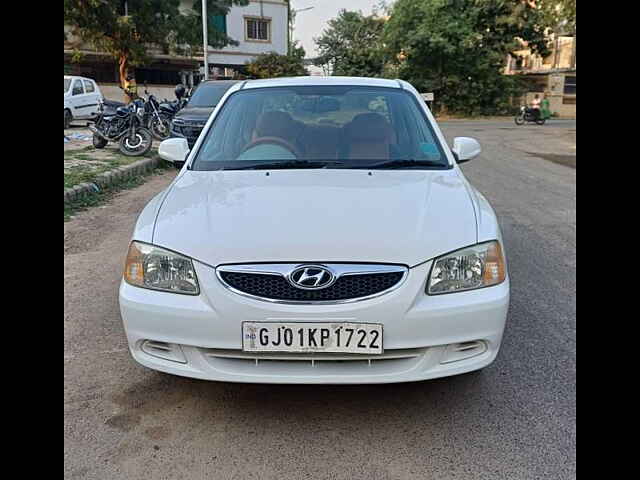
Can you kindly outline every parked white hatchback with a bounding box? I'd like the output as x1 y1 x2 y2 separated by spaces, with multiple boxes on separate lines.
64 75 103 129
119 77 509 384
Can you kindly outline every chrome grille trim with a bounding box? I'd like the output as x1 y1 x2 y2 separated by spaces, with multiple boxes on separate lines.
216 263 409 304
202 348 425 366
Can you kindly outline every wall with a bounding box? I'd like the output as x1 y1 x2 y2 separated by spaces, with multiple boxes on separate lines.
98 84 179 103
205 0 288 66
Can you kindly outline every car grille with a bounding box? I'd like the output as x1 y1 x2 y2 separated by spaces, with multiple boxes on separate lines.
171 120 205 147
217 264 407 303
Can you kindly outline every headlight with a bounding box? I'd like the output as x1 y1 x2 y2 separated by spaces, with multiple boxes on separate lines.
427 241 505 294
123 241 199 295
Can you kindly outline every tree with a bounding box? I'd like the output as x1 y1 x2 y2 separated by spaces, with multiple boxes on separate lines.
245 51 308 79
537 0 576 34
314 10 386 77
383 0 551 115
63 0 248 101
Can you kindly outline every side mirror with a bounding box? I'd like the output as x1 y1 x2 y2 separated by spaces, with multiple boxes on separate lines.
158 138 190 168
452 137 481 164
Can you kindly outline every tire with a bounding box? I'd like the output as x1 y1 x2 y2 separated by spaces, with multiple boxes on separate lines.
536 118 546 125
150 117 171 141
64 109 72 130
514 115 525 126
119 128 153 157
92 133 108 149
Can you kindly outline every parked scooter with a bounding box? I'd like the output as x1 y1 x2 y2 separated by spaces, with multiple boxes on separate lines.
89 98 153 156
514 106 546 125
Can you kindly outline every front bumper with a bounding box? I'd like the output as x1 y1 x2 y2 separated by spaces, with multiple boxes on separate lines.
119 260 509 384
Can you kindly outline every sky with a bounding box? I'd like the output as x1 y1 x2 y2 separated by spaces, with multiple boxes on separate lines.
290 0 383 59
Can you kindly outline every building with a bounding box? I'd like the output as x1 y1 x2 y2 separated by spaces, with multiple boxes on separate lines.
64 0 289 91
204 0 288 78
505 34 576 118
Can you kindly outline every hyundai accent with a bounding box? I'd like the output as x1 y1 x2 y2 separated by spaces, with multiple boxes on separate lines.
119 77 509 384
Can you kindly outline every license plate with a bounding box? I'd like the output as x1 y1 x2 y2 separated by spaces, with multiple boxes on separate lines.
242 322 383 355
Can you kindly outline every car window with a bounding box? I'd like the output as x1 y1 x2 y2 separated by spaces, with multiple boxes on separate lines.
64 79 71 93
83 80 95 93
187 83 236 108
193 86 449 170
72 80 84 96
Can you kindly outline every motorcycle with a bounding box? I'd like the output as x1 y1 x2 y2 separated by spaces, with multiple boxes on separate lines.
89 99 153 156
514 106 546 125
140 86 173 141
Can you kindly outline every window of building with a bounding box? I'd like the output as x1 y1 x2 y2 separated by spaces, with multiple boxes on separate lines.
564 76 576 95
246 17 270 42
210 14 227 35
83 80 95 93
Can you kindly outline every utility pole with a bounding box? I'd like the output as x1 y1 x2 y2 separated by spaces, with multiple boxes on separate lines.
289 5 314 53
202 0 209 80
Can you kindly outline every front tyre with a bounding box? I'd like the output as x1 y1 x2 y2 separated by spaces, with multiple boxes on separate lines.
64 109 72 130
119 128 153 156
514 115 525 126
150 117 171 140
93 133 108 149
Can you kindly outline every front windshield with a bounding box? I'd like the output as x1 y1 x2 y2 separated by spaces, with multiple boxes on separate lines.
191 86 450 171
187 83 236 108
64 78 71 93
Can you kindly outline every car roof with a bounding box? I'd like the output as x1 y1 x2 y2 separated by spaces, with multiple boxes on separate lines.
198 80 241 86
241 76 403 90
64 75 95 82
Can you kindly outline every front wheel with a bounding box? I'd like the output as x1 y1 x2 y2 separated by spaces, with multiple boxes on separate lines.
64 109 72 130
514 115 525 126
150 117 171 140
93 133 108 149
119 128 153 156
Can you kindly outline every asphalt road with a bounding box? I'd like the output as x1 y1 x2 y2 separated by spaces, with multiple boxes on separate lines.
64 120 576 480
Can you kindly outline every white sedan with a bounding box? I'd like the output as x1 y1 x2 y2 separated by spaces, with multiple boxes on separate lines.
119 76 509 384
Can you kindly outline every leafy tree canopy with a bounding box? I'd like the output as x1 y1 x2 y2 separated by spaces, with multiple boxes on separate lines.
245 51 309 79
382 0 552 115
537 0 576 34
314 10 387 77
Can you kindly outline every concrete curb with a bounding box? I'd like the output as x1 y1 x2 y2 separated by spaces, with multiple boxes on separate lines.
64 156 161 204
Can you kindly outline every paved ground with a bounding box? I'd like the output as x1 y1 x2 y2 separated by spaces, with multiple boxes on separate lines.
64 120 576 479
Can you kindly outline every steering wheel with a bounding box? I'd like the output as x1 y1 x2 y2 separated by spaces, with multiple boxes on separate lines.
241 136 301 158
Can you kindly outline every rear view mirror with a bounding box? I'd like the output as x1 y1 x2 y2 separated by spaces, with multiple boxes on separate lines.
159 138 190 168
452 137 481 163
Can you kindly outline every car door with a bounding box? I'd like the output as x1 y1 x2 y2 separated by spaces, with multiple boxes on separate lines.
82 79 101 118
69 79 88 118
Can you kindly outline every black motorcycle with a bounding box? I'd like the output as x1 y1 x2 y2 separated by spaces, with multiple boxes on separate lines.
89 99 153 156
157 84 189 120
140 87 172 141
514 106 546 125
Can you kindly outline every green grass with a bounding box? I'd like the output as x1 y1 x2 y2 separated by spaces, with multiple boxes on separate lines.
64 146 157 189
64 164 168 221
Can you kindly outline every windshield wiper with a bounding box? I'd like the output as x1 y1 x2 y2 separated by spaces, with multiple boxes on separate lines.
223 160 344 171
350 159 446 169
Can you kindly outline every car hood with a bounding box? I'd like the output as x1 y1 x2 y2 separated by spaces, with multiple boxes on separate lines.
173 107 215 123
152 169 477 267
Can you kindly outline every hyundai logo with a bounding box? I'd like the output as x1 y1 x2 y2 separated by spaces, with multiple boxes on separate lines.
288 265 336 290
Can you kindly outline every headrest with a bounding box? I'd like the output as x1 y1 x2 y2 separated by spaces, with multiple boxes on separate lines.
345 113 393 142
255 111 294 138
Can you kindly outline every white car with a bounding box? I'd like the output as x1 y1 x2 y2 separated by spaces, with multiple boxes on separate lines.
64 75 103 129
119 76 509 384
